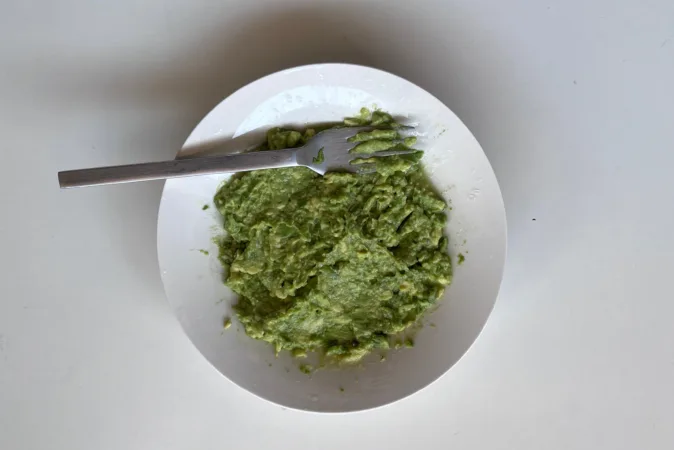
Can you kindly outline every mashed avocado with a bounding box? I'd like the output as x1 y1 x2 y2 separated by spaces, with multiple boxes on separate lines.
214 110 452 363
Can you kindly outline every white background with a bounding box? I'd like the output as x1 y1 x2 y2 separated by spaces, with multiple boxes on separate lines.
1 0 673 449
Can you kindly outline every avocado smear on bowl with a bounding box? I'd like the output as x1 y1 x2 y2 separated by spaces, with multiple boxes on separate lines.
214 109 452 364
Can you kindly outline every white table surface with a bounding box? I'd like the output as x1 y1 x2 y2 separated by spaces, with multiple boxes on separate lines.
2 1 673 449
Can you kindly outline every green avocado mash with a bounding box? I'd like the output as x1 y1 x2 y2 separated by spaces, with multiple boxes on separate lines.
214 109 452 363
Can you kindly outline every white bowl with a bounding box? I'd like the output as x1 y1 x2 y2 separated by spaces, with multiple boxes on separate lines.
157 64 506 412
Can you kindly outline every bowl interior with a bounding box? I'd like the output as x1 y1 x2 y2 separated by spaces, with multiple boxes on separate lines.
157 64 506 412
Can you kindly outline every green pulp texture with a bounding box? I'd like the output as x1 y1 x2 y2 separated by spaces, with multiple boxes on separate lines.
214 110 452 363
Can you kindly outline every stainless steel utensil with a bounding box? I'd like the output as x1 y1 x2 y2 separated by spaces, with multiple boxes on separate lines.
58 127 417 189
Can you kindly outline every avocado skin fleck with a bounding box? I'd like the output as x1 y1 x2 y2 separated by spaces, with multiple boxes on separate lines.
214 111 452 364
312 148 325 164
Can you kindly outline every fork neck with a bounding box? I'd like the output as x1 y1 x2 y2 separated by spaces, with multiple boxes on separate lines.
231 148 298 171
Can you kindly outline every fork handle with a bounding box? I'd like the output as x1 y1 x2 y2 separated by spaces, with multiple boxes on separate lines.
58 149 297 188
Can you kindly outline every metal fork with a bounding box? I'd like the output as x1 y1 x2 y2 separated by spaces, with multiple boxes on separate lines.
57 127 417 189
